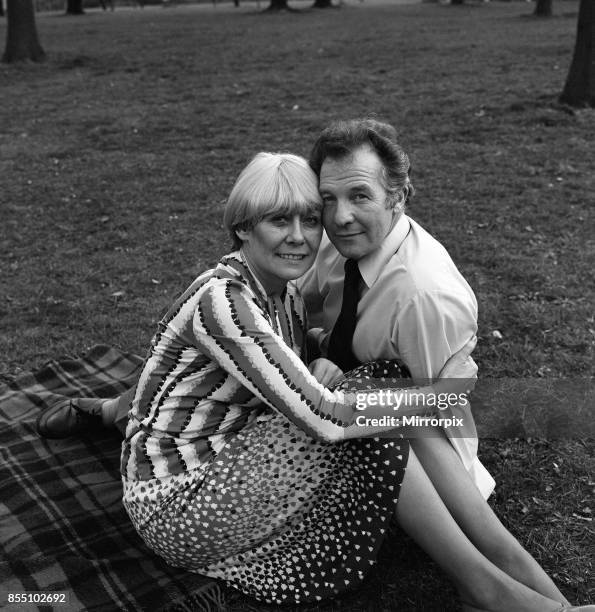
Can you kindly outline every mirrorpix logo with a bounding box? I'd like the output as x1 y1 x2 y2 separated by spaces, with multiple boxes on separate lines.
353 389 469 429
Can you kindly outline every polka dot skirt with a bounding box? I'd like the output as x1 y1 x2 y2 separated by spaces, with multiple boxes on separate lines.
123 361 410 604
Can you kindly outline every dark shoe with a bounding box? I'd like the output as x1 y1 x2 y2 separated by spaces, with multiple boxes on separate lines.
36 398 103 439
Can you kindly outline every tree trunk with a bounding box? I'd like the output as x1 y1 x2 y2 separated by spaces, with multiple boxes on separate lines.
0 2 4 17
312 0 333 7
2 0 46 63
66 0 84 15
451 0 464 5
560 0 594 107
534 0 553 17
265 0 289 9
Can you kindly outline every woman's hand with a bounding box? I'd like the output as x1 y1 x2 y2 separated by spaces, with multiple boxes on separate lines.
435 336 478 396
308 358 344 388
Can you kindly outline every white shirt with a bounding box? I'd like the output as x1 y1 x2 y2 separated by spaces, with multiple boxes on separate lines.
299 214 495 499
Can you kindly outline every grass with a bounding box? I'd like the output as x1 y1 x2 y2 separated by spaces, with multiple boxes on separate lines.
1 1 593 610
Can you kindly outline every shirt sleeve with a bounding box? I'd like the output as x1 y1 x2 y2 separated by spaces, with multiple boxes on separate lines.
395 289 478 382
193 279 360 443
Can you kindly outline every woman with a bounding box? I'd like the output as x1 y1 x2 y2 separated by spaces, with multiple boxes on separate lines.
38 153 588 612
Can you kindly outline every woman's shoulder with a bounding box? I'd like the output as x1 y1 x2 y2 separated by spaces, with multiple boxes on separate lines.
185 252 253 293
157 253 250 321
195 253 266 310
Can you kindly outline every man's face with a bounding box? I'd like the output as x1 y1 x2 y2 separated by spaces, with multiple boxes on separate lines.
318 144 398 261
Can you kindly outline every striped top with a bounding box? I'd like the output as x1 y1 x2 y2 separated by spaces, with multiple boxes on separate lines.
121 252 360 482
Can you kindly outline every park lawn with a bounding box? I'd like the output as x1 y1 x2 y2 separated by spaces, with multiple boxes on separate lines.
1 1 593 610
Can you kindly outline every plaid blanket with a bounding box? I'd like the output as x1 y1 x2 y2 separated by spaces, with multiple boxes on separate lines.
0 345 224 612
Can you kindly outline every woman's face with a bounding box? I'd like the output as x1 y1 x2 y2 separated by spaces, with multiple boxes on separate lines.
237 210 323 295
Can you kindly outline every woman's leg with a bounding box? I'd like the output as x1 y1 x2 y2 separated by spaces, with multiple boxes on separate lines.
76 386 135 429
410 433 569 606
103 386 135 431
396 449 564 612
37 387 135 439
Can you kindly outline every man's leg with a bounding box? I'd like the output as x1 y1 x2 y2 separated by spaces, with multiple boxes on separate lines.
410 432 569 606
396 449 565 612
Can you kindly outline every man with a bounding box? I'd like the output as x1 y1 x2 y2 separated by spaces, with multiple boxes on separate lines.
299 118 494 499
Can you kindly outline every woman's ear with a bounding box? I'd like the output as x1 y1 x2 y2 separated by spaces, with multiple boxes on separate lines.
235 228 250 242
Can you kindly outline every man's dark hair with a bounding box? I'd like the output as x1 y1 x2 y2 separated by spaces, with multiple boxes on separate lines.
309 118 414 208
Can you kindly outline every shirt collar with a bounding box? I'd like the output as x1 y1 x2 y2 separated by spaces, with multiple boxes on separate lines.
238 249 272 301
358 214 411 288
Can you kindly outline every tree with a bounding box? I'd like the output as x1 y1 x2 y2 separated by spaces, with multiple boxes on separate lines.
2 0 45 63
312 0 333 7
265 0 290 10
534 0 553 17
66 0 84 15
560 0 594 107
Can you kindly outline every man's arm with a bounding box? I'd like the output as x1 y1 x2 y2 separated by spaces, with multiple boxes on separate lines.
395 289 478 383
395 287 495 498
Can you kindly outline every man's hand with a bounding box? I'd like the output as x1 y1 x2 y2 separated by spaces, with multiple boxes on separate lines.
308 358 344 388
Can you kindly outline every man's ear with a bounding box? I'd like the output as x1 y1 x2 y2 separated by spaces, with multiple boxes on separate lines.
388 192 405 213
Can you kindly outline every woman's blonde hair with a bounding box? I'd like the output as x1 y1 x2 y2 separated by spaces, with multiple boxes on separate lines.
224 152 322 250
